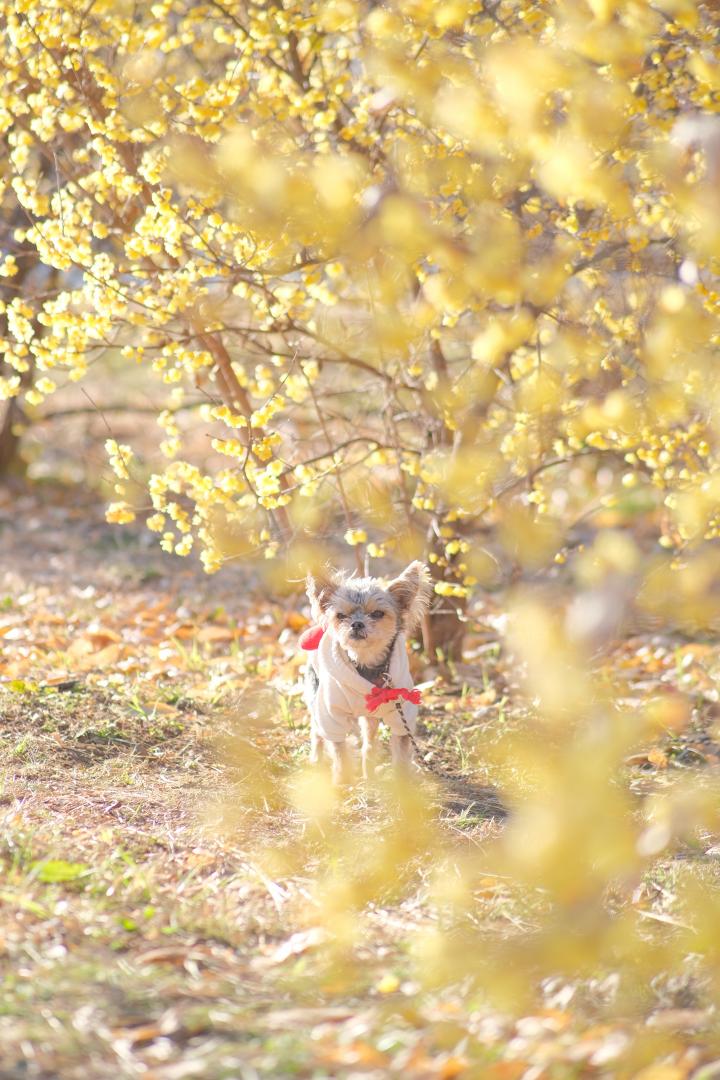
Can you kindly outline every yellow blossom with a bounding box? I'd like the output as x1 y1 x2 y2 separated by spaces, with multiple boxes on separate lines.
106 502 136 525
344 529 367 546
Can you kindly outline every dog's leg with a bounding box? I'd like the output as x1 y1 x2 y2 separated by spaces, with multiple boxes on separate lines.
390 733 413 772
359 715 379 779
305 664 322 764
309 718 321 764
326 739 349 785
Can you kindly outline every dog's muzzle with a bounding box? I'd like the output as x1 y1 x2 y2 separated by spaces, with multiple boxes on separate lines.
349 623 367 639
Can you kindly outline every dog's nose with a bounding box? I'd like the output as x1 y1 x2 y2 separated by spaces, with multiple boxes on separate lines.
351 620 365 632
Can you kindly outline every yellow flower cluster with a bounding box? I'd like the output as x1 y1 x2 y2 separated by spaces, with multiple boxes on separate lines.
0 0 717 579
344 529 367 546
105 440 133 481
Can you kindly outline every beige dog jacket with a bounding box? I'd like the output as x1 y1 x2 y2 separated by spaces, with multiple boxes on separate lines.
306 630 418 744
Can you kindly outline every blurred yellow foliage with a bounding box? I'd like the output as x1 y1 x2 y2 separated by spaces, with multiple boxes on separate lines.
0 0 716 603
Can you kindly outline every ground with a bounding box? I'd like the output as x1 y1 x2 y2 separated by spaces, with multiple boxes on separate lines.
1 484 720 1079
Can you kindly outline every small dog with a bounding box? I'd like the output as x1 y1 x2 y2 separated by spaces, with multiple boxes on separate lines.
303 561 432 783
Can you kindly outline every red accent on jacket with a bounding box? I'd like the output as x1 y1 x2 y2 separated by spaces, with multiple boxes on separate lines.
364 686 422 713
299 625 325 650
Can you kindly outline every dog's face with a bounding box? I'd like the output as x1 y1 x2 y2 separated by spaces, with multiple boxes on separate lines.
306 561 432 666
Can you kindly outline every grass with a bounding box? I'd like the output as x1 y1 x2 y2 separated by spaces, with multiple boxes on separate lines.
2 492 720 1076
2 667 718 1078
0 672 514 1076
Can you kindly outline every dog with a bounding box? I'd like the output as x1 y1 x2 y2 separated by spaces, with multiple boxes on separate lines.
303 560 432 784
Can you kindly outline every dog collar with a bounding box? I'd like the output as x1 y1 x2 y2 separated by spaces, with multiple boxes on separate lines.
354 631 400 687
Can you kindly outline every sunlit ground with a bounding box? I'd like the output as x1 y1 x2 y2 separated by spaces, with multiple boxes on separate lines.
1 484 719 1078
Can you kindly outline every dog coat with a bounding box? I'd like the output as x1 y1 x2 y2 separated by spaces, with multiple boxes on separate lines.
305 629 418 743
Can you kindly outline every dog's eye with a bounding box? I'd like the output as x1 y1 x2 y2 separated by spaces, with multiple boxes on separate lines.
336 613 347 621
370 610 385 620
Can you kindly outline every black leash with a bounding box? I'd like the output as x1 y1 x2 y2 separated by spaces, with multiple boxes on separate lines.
378 668 458 783
349 636 458 783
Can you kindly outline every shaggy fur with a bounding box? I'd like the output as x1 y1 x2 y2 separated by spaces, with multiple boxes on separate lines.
305 561 431 782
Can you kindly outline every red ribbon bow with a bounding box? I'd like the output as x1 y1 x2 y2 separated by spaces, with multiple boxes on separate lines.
364 686 422 713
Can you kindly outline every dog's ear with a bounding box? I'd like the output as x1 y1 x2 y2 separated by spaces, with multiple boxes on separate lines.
306 568 338 623
387 561 432 630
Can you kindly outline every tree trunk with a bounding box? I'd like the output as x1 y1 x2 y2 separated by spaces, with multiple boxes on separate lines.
0 397 23 477
423 532 468 663
0 180 55 479
415 339 469 661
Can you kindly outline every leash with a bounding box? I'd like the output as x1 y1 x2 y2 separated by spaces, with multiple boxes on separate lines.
379 670 459 783
302 624 459 782
362 648 459 784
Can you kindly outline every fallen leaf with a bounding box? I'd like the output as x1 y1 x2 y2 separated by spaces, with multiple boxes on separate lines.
256 927 326 967
78 643 121 670
439 1055 470 1079
86 627 122 647
32 860 90 884
152 701 180 716
260 1007 355 1030
625 750 668 769
286 611 309 632
110 1024 159 1044
318 1041 388 1068
136 946 215 968
196 625 243 643
67 637 94 659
